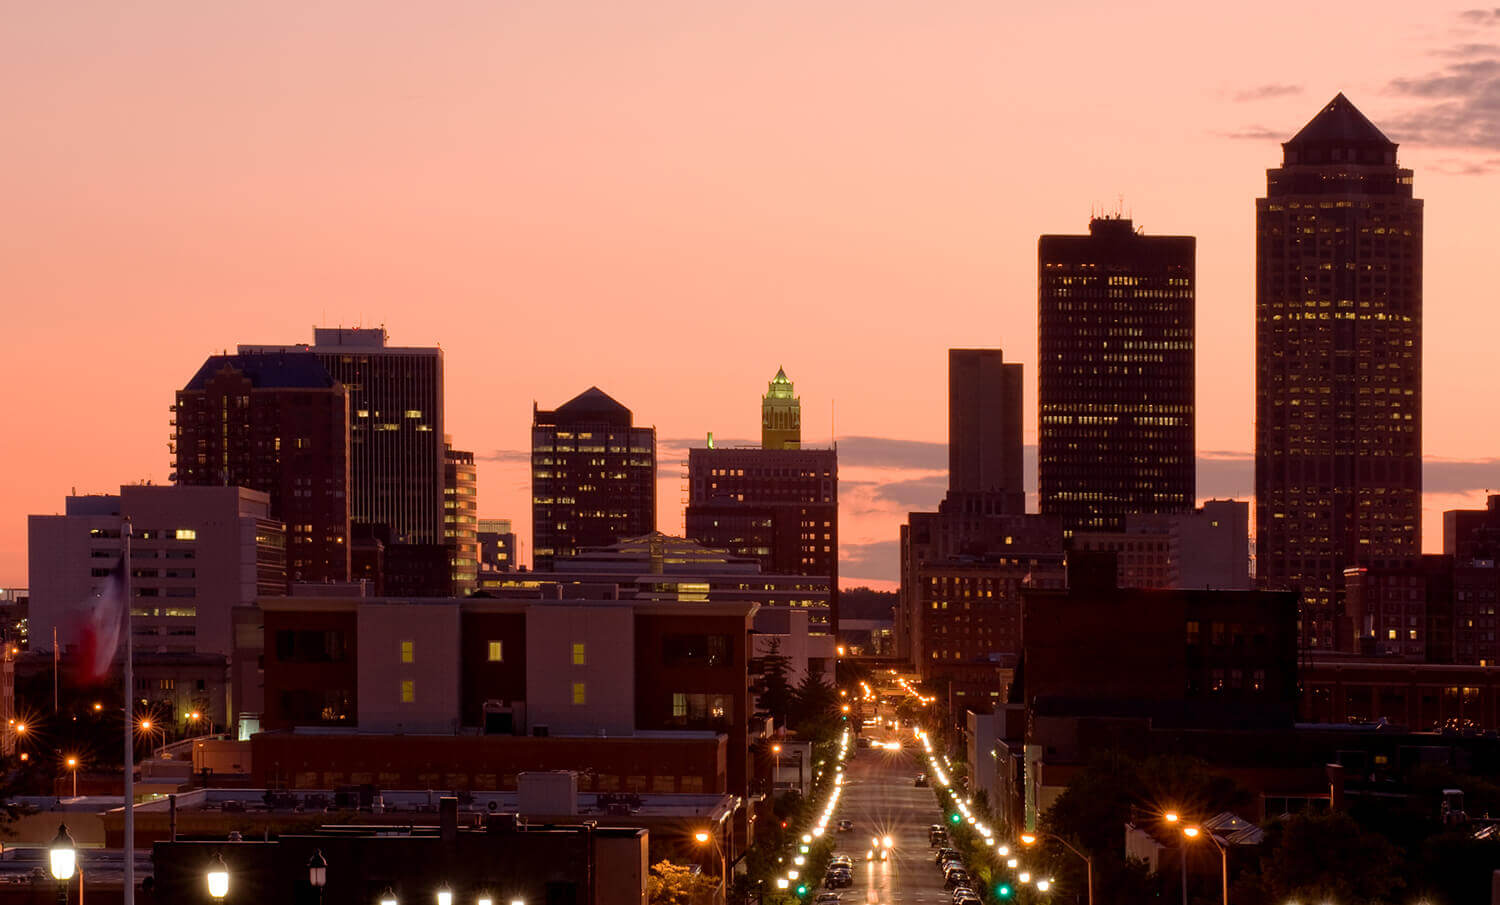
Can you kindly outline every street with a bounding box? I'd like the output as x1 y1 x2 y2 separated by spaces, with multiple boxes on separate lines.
822 731 953 905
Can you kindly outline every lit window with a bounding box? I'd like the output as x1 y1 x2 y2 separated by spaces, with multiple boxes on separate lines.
174 529 197 541
572 643 586 666
401 640 414 663
572 682 586 705
401 680 415 703
487 641 503 662
673 693 687 717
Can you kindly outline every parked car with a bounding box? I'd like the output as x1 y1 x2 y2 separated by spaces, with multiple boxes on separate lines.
954 895 982 905
914 773 929 787
934 848 960 866
940 859 964 876
823 868 852 889
950 888 977 904
837 818 854 832
815 895 842 905
944 867 971 889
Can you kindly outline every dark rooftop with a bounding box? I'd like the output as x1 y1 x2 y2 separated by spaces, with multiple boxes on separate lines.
1284 93 1395 153
183 352 337 391
538 386 634 424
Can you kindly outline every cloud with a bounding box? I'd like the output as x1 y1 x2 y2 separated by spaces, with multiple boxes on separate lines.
872 475 947 509
1458 8 1500 25
1216 126 1284 142
1426 457 1500 494
477 449 530 463
1382 15 1500 152
836 435 947 471
841 540 901 582
1231 84 1303 102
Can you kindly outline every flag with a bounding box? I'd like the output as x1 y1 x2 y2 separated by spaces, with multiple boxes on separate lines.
74 557 125 683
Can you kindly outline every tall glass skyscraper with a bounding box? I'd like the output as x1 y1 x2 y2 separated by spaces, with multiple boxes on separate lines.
1038 217 1196 535
1255 94 1422 651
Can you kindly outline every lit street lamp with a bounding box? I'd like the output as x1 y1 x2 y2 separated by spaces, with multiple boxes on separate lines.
436 886 453 905
308 849 327 902
49 823 80 905
1021 830 1093 905
1182 825 1229 905
379 888 398 905
206 852 229 900
64 757 78 798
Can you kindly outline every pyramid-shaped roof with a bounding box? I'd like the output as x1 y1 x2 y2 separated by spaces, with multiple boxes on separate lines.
1285 93 1394 151
183 352 337 392
551 386 632 422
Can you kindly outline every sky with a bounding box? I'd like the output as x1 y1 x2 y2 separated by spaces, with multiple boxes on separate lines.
6 1 1500 590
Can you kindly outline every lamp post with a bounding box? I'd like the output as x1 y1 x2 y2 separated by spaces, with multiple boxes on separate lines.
693 827 726 903
206 852 229 901
65 757 78 798
1182 826 1229 905
436 885 453 905
1164 811 1187 905
307 850 327 903
48 824 78 905
378 888 398 905
1020 831 1093 905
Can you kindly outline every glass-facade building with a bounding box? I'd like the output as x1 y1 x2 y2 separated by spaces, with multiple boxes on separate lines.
1038 217 1196 535
1255 94 1422 651
531 387 656 571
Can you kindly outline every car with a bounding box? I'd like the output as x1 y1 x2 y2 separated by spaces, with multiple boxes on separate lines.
837 819 854 832
934 848 960 866
954 896 981 905
940 859 964 875
914 773 929 787
944 868 971 889
823 871 852 890
815 895 842 905
950 889 976 904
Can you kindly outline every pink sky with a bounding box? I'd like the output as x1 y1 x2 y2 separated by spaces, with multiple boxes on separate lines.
5 2 1500 590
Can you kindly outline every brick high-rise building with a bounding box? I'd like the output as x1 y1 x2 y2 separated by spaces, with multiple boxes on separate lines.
1255 94 1423 651
1038 217 1195 535
241 328 445 546
173 352 350 584
531 388 656 571
948 349 1024 513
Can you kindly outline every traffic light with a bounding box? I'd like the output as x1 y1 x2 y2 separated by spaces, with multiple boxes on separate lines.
795 884 808 896
950 813 961 824
996 884 1013 899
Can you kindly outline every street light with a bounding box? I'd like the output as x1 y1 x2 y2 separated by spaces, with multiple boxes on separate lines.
1182 826 1229 905
379 888 398 905
1021 830 1094 905
64 757 78 798
308 849 328 894
436 886 454 905
206 852 229 900
49 824 77 880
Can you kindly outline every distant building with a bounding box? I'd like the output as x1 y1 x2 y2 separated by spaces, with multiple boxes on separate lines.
1071 499 1251 590
28 486 285 658
1039 217 1196 535
240 328 446 547
173 352 351 586
531 388 656 571
948 349 1025 512
1444 495 1500 562
1344 554 1500 665
478 518 518 573
1255 95 1424 651
762 367 801 450
445 443 478 596
899 501 1065 681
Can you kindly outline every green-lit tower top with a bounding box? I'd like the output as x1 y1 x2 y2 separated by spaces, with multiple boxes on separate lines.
762 366 801 450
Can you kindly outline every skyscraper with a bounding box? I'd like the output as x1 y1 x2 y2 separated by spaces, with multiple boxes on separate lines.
762 367 801 450
947 349 1024 512
173 352 351 585
1255 94 1422 651
240 328 445 546
444 443 478 596
1038 217 1196 534
531 387 656 571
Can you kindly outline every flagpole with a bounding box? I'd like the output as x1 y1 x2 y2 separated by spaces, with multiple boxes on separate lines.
122 517 134 905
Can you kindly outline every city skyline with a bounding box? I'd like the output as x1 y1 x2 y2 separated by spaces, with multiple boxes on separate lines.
9 3 1500 589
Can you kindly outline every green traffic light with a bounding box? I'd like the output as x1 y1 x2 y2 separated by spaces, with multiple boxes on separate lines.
996 885 1013 898
950 813 961 823
796 884 808 896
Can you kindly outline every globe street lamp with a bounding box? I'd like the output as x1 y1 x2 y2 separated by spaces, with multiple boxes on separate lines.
49 823 79 905
379 888 398 905
206 852 230 900
436 886 453 905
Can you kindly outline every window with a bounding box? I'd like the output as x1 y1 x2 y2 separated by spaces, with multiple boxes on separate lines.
572 682 587 705
174 529 197 541
401 680 415 703
663 634 730 667
487 640 504 662
672 693 687 717
401 640 414 664
572 643 586 666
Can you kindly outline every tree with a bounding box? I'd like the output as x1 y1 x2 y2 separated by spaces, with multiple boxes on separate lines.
647 860 717 905
790 669 839 742
757 638 795 728
1256 812 1405 905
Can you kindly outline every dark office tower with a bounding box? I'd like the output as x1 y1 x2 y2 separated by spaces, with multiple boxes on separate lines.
532 387 656 571
948 349 1024 512
173 353 350 585
686 445 839 627
1038 217 1196 535
762 367 801 450
240 328 445 546
445 442 478 596
1255 94 1423 651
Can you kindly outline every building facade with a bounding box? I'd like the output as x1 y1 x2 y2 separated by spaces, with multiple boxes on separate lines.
445 444 479 596
173 352 351 585
947 349 1025 512
1255 94 1424 651
241 328 446 546
685 447 838 626
28 486 285 658
531 388 656 571
762 367 801 450
478 518 517 573
1038 216 1196 535
1071 499 1252 590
